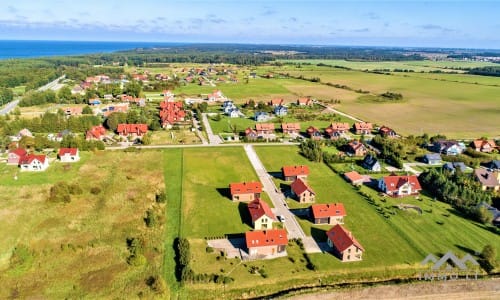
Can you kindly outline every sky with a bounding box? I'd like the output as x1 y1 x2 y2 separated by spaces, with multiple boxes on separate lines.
0 0 499 49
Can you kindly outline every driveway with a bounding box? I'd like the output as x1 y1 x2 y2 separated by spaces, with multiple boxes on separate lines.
202 113 223 145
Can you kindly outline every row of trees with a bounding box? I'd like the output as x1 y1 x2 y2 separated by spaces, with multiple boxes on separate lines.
418 168 492 223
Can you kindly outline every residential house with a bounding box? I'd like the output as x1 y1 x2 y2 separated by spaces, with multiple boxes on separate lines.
353 122 373 135
121 95 145 107
483 160 500 171
248 198 276 230
306 126 322 140
102 103 129 117
160 101 186 128
71 85 85 95
229 181 262 202
86 125 107 141
207 90 225 102
422 153 442 165
311 203 346 225
362 154 381 171
471 139 497 153
103 94 114 100
116 124 148 139
269 98 284 106
281 123 300 136
254 111 270 122
297 97 313 106
378 174 422 197
290 178 316 203
274 105 288 117
430 140 465 156
442 162 467 173
325 122 350 139
282 165 310 181
343 171 366 186
7 148 27 165
379 126 397 137
346 140 368 157
227 108 240 118
474 169 500 192
19 154 49 171
326 224 364 262
88 98 101 106
58 148 80 163
255 123 275 136
156 74 171 81
245 229 288 257
13 128 34 141
244 128 258 141
132 74 149 82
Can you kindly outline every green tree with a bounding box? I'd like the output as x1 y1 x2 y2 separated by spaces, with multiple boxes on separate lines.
57 86 72 103
82 105 93 114
480 244 497 273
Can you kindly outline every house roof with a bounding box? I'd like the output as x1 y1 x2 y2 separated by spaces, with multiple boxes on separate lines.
311 203 346 219
326 224 364 252
354 122 373 131
472 139 496 150
379 126 395 135
424 153 442 161
282 165 310 177
327 122 350 131
474 169 500 187
443 162 467 172
348 140 366 151
270 98 284 105
281 123 300 131
248 198 276 222
9 148 27 157
20 154 46 165
245 229 288 248
117 124 148 134
245 127 258 136
291 178 315 195
230 181 263 195
58 148 78 156
306 126 320 134
255 123 275 131
297 97 311 104
485 160 500 170
362 154 379 167
86 125 106 139
344 171 364 183
381 174 422 193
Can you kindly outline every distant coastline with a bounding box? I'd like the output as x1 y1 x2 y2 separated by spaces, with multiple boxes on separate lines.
0 40 185 60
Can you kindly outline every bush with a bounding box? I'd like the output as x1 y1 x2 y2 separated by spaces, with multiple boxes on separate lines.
9 244 34 273
144 209 158 227
48 182 71 203
90 186 101 195
69 183 83 195
480 244 497 273
206 246 214 253
156 191 167 203
145 275 167 294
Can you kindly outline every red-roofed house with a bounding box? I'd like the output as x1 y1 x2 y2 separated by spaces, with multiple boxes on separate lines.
207 90 225 102
378 174 422 197
343 171 365 186
306 126 322 140
311 203 346 225
229 181 262 202
117 124 148 139
8 148 27 165
346 140 367 156
248 198 276 230
353 122 373 135
86 125 107 141
379 125 397 138
255 123 275 135
325 122 350 139
297 97 313 106
159 101 186 128
132 74 149 82
58 148 80 163
19 154 49 171
269 98 284 106
471 139 497 153
290 178 316 203
120 95 145 107
245 128 258 141
282 165 310 181
245 229 288 257
326 224 364 262
281 123 300 136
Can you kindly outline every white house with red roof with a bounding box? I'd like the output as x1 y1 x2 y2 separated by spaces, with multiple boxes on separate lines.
326 224 364 262
245 229 288 257
229 181 262 202
19 154 49 171
378 174 422 197
290 178 316 203
58 148 80 163
7 148 27 165
311 203 346 225
247 198 276 230
282 165 310 181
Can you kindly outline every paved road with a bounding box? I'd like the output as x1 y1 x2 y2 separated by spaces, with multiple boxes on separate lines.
201 113 224 145
0 99 20 115
37 75 66 92
192 115 208 145
316 102 364 122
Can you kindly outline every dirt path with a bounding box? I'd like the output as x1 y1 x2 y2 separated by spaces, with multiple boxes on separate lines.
288 278 500 300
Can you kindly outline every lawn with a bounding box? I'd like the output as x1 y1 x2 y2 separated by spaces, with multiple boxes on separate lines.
0 150 167 299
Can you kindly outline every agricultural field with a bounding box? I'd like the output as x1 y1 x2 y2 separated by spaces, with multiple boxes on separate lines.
0 150 167 299
163 145 499 299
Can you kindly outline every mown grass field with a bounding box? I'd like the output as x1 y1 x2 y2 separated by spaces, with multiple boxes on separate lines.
168 145 498 299
0 150 167 299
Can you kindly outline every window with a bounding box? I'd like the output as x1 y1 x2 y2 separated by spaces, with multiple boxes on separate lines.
348 248 351 253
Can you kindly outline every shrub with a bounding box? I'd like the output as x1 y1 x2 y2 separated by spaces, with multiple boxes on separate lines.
144 209 157 227
90 186 101 195
206 246 214 253
9 244 34 273
156 191 167 203
69 183 83 195
480 244 497 273
48 182 71 203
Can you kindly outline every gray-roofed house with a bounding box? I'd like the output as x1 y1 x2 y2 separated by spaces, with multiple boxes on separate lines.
361 154 381 171
473 168 500 191
484 160 500 171
274 105 288 117
422 153 442 165
442 162 467 173
254 111 269 122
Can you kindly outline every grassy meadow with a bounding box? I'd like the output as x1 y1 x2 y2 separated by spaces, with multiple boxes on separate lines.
0 150 167 299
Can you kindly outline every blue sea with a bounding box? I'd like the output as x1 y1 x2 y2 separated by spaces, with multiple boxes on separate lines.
0 40 185 60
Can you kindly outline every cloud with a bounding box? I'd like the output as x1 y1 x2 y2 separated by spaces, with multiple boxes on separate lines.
206 14 226 24
420 24 454 32
352 28 370 33
364 12 380 20
7 6 18 14
261 6 277 16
